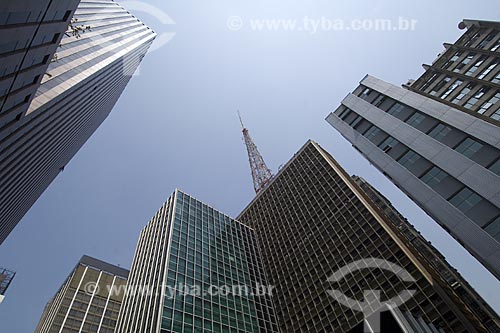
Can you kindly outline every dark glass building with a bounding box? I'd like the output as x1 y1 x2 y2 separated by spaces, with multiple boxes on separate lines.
35 255 129 333
0 0 156 244
0 0 80 122
238 140 499 332
116 190 279 333
326 19 500 280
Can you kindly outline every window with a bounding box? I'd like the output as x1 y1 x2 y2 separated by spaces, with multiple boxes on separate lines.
478 60 498 80
464 31 481 47
465 55 488 76
491 108 500 121
359 87 373 98
398 150 421 168
420 167 449 189
406 112 426 127
430 76 451 96
492 72 500 84
488 158 500 176
464 87 489 109
491 37 500 52
455 138 483 158
363 126 382 141
452 82 475 104
378 137 399 152
428 123 452 141
443 51 462 69
350 115 363 127
337 107 350 119
441 80 463 99
372 95 386 107
421 73 439 91
478 91 500 114
485 217 500 242
478 31 497 49
387 103 405 116
453 53 475 72
449 188 482 214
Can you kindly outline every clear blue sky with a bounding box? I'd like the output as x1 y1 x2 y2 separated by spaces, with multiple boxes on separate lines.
1 0 499 331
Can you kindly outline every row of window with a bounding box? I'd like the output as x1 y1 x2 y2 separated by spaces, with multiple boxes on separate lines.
463 28 500 52
337 108 500 239
421 73 500 117
357 87 500 174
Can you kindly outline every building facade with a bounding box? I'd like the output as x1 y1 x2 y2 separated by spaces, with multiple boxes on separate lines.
0 0 80 124
0 267 16 304
352 175 500 331
326 20 500 280
406 20 500 122
35 255 129 333
238 140 498 332
0 0 156 244
116 190 279 333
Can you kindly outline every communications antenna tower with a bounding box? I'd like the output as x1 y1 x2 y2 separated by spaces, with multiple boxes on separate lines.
238 111 273 194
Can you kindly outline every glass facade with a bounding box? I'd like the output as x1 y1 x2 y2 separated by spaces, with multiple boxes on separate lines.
117 191 279 333
0 0 156 245
162 192 278 333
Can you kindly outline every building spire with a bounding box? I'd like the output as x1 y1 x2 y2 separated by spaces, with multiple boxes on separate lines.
238 112 273 194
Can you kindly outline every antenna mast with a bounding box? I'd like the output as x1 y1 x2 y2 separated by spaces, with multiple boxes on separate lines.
238 111 273 194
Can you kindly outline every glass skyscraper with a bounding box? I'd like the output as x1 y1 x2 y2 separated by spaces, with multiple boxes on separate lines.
0 0 156 244
238 140 499 332
326 19 500 280
0 0 80 120
116 190 279 333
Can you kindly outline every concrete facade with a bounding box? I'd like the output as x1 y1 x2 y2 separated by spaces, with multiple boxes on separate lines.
327 74 500 280
238 140 494 332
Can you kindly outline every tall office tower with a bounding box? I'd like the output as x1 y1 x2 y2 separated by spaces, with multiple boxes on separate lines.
326 19 500 280
238 140 497 332
0 0 156 244
35 255 129 333
407 20 500 122
0 267 16 304
0 0 80 122
352 175 500 331
116 190 279 333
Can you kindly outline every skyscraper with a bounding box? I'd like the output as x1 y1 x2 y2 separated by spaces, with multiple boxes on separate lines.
116 190 279 333
35 255 129 333
0 0 80 121
326 19 500 280
0 267 16 304
238 140 498 332
0 0 156 244
407 19 500 121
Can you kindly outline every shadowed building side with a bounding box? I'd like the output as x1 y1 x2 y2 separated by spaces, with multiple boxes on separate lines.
0 0 156 244
238 140 498 332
